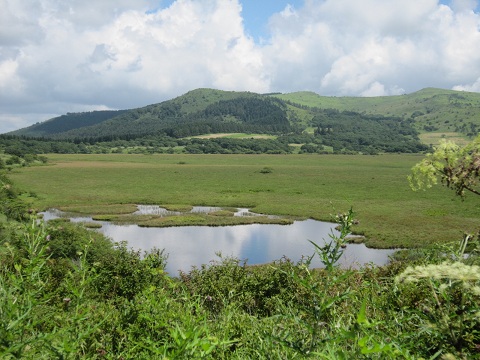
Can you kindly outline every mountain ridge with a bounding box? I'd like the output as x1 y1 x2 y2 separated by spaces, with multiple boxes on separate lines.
7 87 480 148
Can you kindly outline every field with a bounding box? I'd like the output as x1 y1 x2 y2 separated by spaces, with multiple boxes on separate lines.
190 133 277 139
10 153 480 248
418 131 470 146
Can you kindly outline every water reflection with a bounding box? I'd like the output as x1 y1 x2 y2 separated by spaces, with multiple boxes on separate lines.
41 208 396 275
101 221 395 275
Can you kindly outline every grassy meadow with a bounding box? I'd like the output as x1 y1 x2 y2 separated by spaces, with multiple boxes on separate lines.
9 153 480 249
418 131 471 146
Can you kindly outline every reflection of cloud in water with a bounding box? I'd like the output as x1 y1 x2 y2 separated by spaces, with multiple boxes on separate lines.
100 220 396 276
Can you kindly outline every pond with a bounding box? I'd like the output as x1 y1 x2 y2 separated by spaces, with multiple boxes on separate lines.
41 207 396 275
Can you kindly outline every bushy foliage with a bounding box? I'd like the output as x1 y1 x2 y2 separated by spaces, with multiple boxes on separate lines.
409 135 480 197
0 173 30 221
1 218 479 358
1 173 479 358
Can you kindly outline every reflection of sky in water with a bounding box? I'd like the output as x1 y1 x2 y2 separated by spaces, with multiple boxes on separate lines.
41 208 396 276
100 220 396 276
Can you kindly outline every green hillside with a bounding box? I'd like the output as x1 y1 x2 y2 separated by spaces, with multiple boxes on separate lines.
10 90 290 141
5 87 480 154
274 88 480 145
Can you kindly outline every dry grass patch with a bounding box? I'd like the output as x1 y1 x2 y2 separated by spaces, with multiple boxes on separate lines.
209 210 235 217
191 133 276 139
162 204 193 212
419 132 469 146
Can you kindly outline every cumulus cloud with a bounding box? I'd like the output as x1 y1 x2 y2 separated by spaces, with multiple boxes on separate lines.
453 77 480 92
0 0 266 122
0 0 480 133
264 0 480 96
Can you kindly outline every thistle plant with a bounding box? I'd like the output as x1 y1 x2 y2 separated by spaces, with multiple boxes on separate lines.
270 208 357 356
310 207 357 271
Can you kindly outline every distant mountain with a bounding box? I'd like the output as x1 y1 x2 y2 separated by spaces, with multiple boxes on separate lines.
7 87 480 147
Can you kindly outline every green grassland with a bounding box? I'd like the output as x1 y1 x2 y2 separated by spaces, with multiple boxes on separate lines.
9 153 480 249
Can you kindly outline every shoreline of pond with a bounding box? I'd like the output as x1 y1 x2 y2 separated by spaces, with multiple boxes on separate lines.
40 204 376 246
40 205 397 275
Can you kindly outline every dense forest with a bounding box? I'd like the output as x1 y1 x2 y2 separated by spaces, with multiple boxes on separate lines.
12 95 293 141
14 110 128 137
307 109 428 154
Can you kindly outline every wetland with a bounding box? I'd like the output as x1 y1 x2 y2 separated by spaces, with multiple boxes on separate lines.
12 153 480 249
42 206 395 275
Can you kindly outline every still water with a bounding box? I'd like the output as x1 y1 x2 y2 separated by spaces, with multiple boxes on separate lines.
42 208 396 275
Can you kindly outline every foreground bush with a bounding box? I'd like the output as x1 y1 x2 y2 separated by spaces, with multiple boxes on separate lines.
1 211 479 359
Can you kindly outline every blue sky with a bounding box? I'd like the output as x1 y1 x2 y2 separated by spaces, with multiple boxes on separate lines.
240 0 304 41
158 0 304 41
1 0 480 133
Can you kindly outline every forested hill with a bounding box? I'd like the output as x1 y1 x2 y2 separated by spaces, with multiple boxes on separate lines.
9 87 480 142
12 110 128 137
6 87 480 154
274 87 480 143
9 89 292 140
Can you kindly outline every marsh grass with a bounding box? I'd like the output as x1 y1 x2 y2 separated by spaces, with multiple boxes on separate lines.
9 153 480 248
92 213 293 227
81 222 102 229
162 204 194 212
92 214 157 222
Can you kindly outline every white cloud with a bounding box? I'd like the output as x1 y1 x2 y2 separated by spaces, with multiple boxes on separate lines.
1 0 480 133
0 1 45 46
0 0 268 130
263 0 480 96
453 77 480 92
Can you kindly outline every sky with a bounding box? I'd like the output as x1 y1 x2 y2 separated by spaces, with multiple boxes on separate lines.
1 0 480 134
